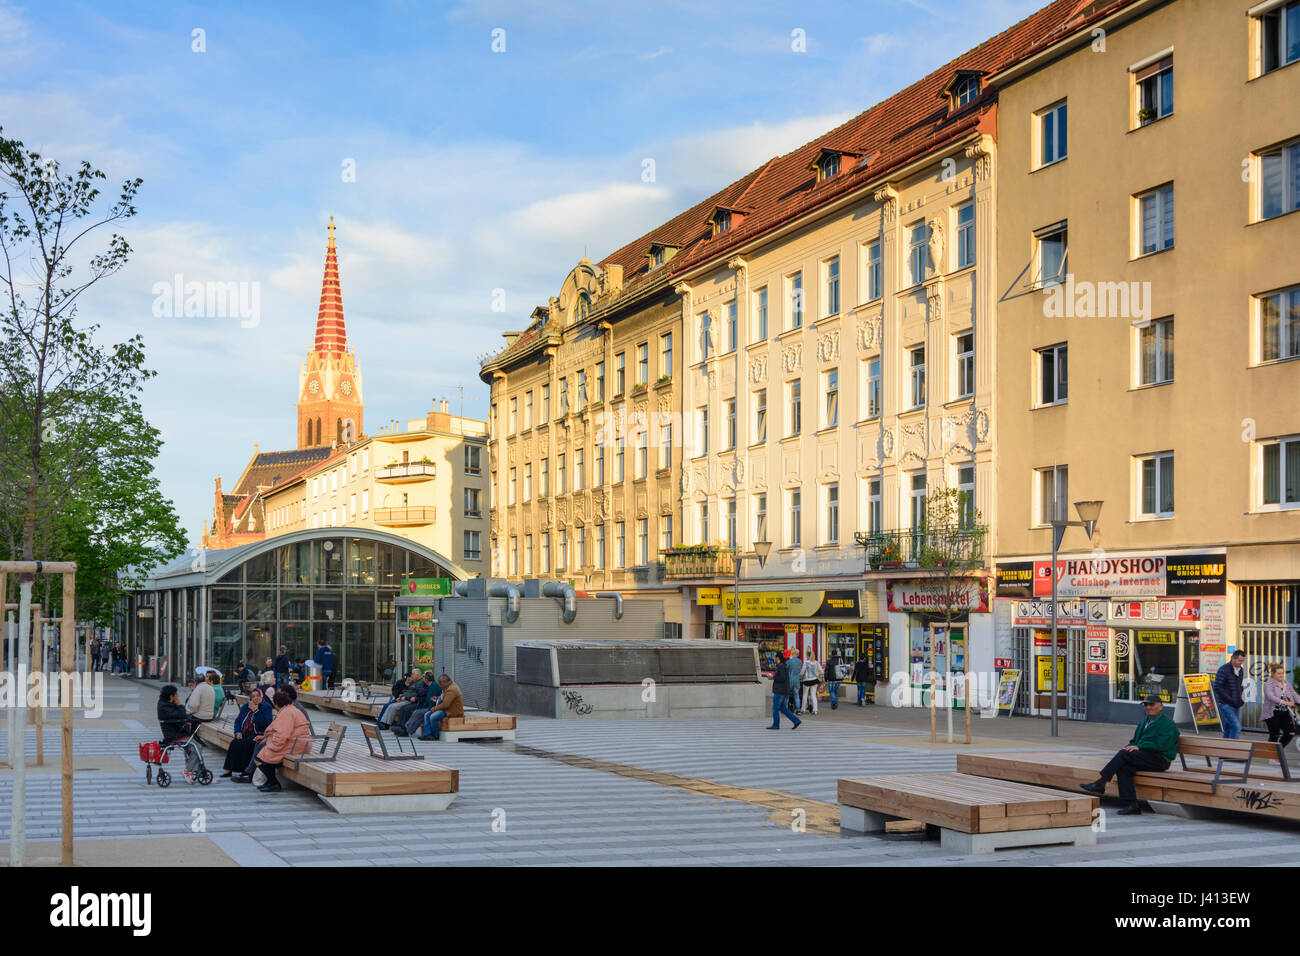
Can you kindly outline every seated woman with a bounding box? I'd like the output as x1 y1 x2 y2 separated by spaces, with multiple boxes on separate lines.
253 690 311 793
207 670 226 718
222 686 273 778
157 685 204 785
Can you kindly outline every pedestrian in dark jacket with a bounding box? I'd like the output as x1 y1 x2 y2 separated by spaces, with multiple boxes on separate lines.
825 653 844 710
1079 696 1180 814
274 648 291 687
314 639 336 688
787 651 804 714
377 668 421 728
157 685 204 781
768 651 802 730
852 657 873 706
1213 651 1246 739
388 672 435 735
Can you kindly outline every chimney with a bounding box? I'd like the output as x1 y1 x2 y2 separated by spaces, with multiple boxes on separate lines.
603 263 623 294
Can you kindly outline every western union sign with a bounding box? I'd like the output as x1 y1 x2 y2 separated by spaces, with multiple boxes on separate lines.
720 589 861 618
697 588 721 605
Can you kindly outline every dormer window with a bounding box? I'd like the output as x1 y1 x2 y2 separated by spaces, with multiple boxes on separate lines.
575 292 591 323
954 75 980 107
819 152 840 180
713 209 732 235
650 246 664 268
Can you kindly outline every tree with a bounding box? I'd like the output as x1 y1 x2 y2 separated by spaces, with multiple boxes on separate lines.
0 129 184 622
915 486 988 743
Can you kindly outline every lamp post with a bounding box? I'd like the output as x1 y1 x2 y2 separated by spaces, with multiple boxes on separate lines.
733 541 772 641
1049 499 1103 737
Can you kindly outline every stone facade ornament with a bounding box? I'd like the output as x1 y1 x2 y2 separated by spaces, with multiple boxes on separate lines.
749 356 768 383
816 330 839 364
874 185 899 225
781 343 802 373
927 218 944 274
927 282 944 322
857 315 882 352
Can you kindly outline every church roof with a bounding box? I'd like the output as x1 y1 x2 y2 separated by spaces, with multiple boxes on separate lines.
314 217 347 356
231 446 334 498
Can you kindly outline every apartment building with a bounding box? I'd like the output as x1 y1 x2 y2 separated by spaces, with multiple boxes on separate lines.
992 0 1300 724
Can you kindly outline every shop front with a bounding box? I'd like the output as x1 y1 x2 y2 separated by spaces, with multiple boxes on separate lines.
995 550 1227 724
886 576 992 708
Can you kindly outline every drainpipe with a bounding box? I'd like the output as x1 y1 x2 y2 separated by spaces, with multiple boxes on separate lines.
594 591 624 620
487 581 521 623
542 580 577 624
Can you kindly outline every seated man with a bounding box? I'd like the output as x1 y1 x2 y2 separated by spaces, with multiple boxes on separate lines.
417 674 464 741
377 668 420 729
184 674 216 724
1079 695 1180 815
259 658 277 689
389 671 436 735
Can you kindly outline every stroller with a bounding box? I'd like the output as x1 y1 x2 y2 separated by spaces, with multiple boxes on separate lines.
1274 701 1300 751
139 719 213 788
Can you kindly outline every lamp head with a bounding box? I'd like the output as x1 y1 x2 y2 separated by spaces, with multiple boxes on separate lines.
753 540 772 568
1073 500 1103 539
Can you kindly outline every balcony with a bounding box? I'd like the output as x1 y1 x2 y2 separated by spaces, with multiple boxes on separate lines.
377 462 437 483
662 546 735 579
854 528 986 572
374 506 437 527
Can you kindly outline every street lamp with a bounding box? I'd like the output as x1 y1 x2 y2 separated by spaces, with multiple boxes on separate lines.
1049 499 1103 737
733 541 772 642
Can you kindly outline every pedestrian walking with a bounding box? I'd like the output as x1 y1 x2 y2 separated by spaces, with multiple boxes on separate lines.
801 654 823 715
1079 695 1179 815
1213 650 1246 739
852 655 872 705
1262 663 1300 749
825 652 844 710
767 652 801 730
786 649 803 714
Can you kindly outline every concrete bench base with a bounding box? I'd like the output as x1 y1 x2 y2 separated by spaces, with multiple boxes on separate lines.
315 791 457 814
839 804 1094 855
440 728 516 743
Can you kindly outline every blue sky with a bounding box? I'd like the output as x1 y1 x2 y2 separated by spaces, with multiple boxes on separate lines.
0 0 1041 544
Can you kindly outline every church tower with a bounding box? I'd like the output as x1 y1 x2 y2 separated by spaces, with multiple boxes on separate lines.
298 217 364 448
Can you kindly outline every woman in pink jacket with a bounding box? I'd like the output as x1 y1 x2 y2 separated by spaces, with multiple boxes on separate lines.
254 690 310 793
1262 663 1300 749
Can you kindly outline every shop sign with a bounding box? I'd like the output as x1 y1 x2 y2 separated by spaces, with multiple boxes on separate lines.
994 562 1035 598
1108 599 1201 623
1165 554 1228 596
1135 629 1176 645
410 605 435 666
996 669 1021 713
697 588 721 606
1013 599 1085 626
1033 555 1165 598
407 577 452 596
994 657 1013 669
1182 674 1222 728
1200 598 1227 671
888 579 989 614
1087 662 1109 674
1086 636 1108 661
1036 656 1064 692
722 589 860 618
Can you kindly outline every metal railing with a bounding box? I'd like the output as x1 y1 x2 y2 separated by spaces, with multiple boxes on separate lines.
374 506 437 526
376 462 437 481
853 528 986 571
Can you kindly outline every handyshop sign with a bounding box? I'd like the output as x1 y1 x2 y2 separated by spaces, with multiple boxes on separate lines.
888 579 989 614
996 553 1226 599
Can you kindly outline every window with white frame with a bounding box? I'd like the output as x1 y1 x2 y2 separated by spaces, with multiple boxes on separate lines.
541 532 551 572
615 354 625 395
510 536 518 575
559 531 569 570
908 346 926 409
953 75 980 107
540 458 549 496
754 388 767 442
1133 55 1173 125
1136 183 1174 255
636 428 648 478
1258 140 1300 221
788 272 803 329
637 343 649 385
464 530 481 561
559 377 569 415
1036 343 1068 405
1035 223 1068 285
754 493 768 542
574 449 584 491
616 522 626 567
868 477 883 533
596 362 605 401
557 454 566 494
576 527 586 568
659 419 672 470
824 482 839 544
1137 317 1174 385
541 384 550 422
725 398 737 450
596 442 605 485
786 488 802 548
1036 100 1068 167
637 518 649 565
616 437 625 482
577 370 587 410
1037 465 1069 525
695 406 709 457
1257 284 1300 362
907 221 929 286
862 357 881 419
525 534 534 574
1136 452 1175 518
864 240 882 302
823 369 839 428
955 202 975 269
725 500 737 549
525 391 534 429
824 256 840 316
508 467 516 505
1256 1 1300 75
909 472 927 532
754 287 769 339
523 463 532 500
956 332 975 399
596 525 605 570
509 397 518 433
957 463 976 527
1261 435 1300 507
660 333 673 380
660 514 673 554
726 300 738 353
464 487 481 517
787 379 802 436
698 500 709 544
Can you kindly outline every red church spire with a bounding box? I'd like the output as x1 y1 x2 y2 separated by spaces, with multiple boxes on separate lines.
314 216 347 356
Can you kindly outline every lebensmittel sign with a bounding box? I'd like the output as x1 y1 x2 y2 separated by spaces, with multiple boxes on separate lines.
407 577 452 597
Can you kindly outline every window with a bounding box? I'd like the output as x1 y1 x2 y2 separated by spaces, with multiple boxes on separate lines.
956 332 975 399
1138 317 1174 385
1134 55 1173 125
650 246 664 269
955 202 975 269
509 397 518 433
727 300 738 353
909 472 927 533
862 358 881 419
557 454 566 494
660 515 673 554
1136 184 1174 255
754 493 768 542
615 522 626 567
1037 100 1068 167
616 437 625 482
867 477 882 533
908 221 929 286
464 445 482 474
695 406 709 457
755 287 769 339
596 362 605 401
957 463 975 527
1137 453 1175 518
508 467 517 505
361 489 368 516
596 442 605 485
659 419 672 470
909 346 926 409
725 500 737 549
1037 343 1068 405
596 524 606 570
525 535 534 574
559 531 568 570
754 389 768 442
574 449 584 491
523 463 532 501
524 391 534 429
349 493 356 520
823 369 839 428
1037 465 1069 525
864 241 882 302
576 292 591 323
542 533 551 572
1258 140 1300 220
540 458 549 496
1258 1 1300 74
615 353 625 395
577 526 586 568
638 343 649 386
726 398 737 449
824 256 840 316
559 377 569 415
953 75 980 107
463 530 481 562
786 489 802 548
510 536 518 576
698 501 709 544
636 429 648 479
577 370 587 410
660 333 673 381
819 151 841 180
1035 223 1068 285
541 384 550 423
699 312 713 362
714 209 731 235
788 272 803 329
490 472 495 507
1261 436 1300 507
788 380 802 436
824 482 839 544
1258 285 1300 361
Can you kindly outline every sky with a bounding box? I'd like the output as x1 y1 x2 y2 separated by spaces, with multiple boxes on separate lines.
0 0 1043 546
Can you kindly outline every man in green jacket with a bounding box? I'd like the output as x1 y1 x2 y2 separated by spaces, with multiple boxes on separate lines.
1080 695 1180 815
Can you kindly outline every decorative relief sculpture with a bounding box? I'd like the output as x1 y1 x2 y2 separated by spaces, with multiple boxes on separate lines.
781 343 802 373
816 330 839 364
856 316 882 352
749 356 768 383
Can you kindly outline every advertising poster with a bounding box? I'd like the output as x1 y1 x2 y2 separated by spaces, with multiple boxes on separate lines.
1182 673 1221 730
409 605 435 666
996 669 1021 714
1036 655 1064 692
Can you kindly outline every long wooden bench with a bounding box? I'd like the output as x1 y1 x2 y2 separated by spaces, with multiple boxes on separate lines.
838 773 1099 854
439 712 517 742
958 738 1300 822
197 716 459 813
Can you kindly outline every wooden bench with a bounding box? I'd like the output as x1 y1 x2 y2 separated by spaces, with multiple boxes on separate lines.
197 717 459 813
360 722 423 760
838 773 1099 854
439 711 517 742
958 743 1300 822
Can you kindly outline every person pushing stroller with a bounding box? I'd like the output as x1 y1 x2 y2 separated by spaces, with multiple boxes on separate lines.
157 685 207 785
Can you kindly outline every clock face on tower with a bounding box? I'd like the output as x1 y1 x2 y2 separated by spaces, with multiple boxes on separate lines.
308 378 320 395
340 379 353 396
